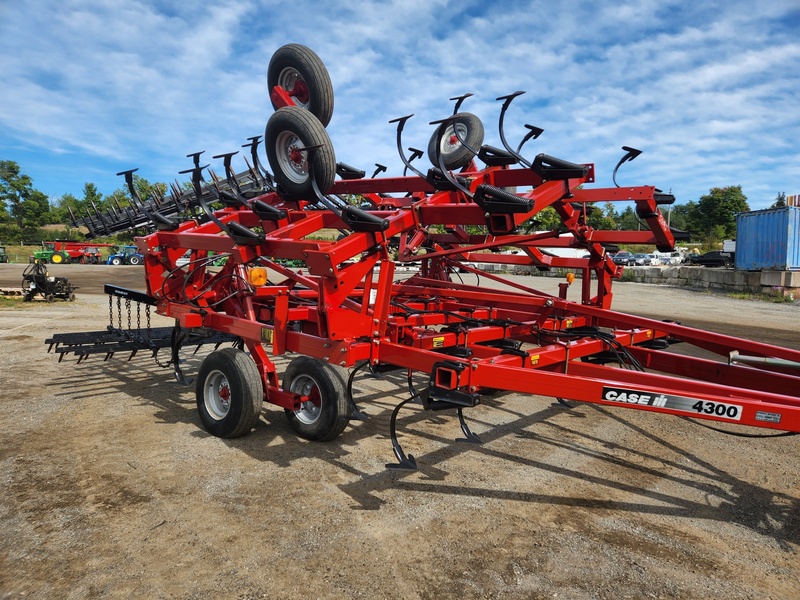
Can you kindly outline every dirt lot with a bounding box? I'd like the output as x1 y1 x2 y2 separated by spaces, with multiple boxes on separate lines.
1 264 799 599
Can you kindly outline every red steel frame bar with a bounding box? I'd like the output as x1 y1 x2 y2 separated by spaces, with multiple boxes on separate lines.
135 159 800 436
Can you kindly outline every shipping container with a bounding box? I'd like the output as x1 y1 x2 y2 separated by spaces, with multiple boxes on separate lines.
735 206 800 271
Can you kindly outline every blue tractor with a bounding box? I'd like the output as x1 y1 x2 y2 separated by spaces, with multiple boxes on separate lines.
107 245 144 266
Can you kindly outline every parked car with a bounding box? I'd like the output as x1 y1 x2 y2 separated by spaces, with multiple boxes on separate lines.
661 251 684 265
612 251 635 266
687 251 734 268
632 253 652 266
646 254 661 266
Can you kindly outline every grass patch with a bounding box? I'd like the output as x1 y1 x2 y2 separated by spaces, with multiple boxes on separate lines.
726 291 796 303
0 295 32 309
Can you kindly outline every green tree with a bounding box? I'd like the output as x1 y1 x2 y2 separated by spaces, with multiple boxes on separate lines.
50 192 81 224
0 160 51 227
772 192 786 208
523 206 563 232
666 202 691 232
617 206 639 230
586 204 616 230
687 186 748 243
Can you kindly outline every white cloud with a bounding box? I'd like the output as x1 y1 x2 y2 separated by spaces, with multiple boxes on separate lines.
0 0 798 209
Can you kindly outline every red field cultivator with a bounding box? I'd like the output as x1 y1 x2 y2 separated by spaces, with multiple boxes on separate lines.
51 44 800 468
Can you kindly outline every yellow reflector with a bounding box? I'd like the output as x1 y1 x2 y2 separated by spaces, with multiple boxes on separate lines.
248 267 268 287
566 272 575 284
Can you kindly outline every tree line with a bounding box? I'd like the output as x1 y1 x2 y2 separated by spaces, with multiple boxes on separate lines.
0 159 165 244
0 158 787 248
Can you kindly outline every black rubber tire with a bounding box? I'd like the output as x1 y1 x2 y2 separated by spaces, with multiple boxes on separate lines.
196 348 264 438
427 112 484 170
50 253 65 264
128 255 142 266
268 43 334 127
265 106 336 198
110 257 122 266
283 356 349 442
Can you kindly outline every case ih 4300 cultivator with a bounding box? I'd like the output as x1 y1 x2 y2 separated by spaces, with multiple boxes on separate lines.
51 44 800 468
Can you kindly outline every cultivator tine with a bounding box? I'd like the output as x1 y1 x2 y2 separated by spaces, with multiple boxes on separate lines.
385 397 419 470
212 151 244 197
455 407 482 444
450 92 473 115
404 148 424 177
389 115 427 179
243 135 274 187
371 163 387 178
117 168 179 231
517 124 544 155
345 363 370 421
187 150 204 168
496 91 535 168
612 146 643 187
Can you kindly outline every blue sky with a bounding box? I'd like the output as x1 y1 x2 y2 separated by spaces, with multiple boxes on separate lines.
1 0 798 210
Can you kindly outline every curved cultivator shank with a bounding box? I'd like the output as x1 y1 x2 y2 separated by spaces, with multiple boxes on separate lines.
56 44 800 468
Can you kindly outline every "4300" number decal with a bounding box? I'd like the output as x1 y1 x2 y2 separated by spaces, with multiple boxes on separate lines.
691 400 741 420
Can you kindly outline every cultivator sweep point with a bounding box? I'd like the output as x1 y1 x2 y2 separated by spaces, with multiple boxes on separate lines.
59 44 800 468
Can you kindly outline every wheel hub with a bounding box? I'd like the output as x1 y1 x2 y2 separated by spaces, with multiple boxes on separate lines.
205 370 232 420
276 131 309 184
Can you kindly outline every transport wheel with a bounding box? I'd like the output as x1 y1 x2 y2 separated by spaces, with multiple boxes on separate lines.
268 43 334 127
110 257 122 265
265 106 336 198
283 356 349 442
196 348 264 438
427 112 484 170
128 255 142 266
45 294 54 303
69 292 76 302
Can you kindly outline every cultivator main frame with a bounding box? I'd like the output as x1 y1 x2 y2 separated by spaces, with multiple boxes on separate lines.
54 44 800 468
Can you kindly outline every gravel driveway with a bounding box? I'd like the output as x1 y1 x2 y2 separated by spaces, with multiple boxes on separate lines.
1 264 798 599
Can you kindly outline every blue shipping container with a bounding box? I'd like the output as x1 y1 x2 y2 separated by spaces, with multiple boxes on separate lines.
735 206 800 271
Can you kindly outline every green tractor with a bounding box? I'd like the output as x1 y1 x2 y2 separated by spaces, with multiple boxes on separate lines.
31 242 68 264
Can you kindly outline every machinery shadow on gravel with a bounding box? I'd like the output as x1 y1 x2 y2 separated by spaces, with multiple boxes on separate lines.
46 358 800 551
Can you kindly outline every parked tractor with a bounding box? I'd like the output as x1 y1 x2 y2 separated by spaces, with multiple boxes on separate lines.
0 244 9 263
107 245 144 265
50 44 800 471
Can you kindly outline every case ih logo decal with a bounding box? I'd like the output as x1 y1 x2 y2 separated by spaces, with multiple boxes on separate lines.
602 387 743 421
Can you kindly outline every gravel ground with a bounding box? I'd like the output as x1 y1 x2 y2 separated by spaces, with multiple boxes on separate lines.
0 264 798 599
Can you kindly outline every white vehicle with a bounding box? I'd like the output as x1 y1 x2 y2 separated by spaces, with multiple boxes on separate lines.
176 251 191 268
